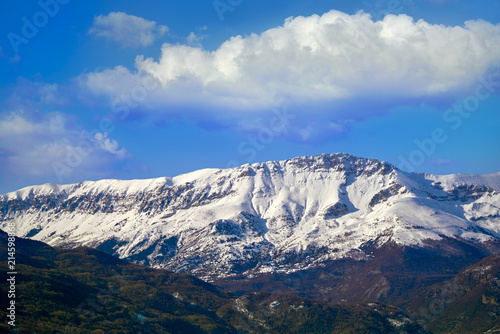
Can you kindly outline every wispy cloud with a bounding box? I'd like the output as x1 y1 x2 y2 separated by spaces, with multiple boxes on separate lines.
187 26 208 46
94 132 127 159
186 32 207 46
428 0 456 4
0 46 21 64
427 158 453 166
0 110 129 180
89 12 168 48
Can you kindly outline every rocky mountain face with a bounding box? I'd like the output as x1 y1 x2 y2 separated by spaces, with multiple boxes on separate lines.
1 153 500 287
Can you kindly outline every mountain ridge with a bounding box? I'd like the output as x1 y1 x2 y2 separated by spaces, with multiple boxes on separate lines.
6 155 500 201
4 153 390 198
1 153 500 283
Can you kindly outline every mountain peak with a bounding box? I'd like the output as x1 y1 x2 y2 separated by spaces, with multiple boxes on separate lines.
241 152 395 179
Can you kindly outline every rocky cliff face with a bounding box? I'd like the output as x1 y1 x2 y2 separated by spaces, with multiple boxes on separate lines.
1 153 500 281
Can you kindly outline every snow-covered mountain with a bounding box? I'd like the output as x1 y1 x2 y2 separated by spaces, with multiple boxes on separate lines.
2 153 500 280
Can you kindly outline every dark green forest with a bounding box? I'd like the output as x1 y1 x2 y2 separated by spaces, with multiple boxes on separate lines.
0 230 426 333
1 230 498 333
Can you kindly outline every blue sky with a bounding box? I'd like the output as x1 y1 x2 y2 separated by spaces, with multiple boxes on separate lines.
0 0 499 193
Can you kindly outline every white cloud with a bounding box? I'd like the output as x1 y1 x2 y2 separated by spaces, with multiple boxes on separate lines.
83 10 500 141
89 12 168 48
0 111 129 180
0 110 68 138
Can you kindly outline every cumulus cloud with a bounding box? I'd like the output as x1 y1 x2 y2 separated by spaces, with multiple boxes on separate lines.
0 110 129 182
89 12 168 48
83 10 500 141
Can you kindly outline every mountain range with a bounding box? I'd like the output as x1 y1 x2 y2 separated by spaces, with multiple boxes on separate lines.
1 153 500 307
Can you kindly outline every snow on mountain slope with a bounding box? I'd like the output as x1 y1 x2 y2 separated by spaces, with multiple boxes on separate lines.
1 153 499 279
